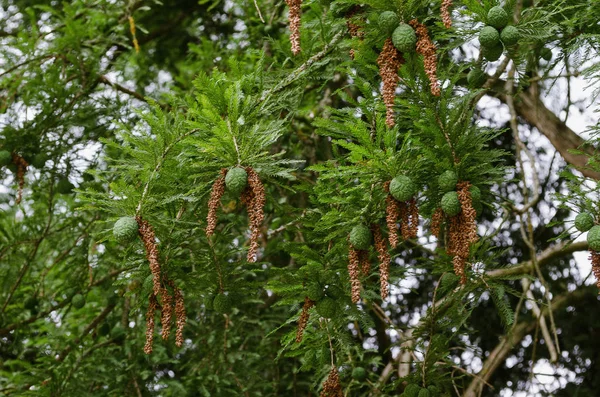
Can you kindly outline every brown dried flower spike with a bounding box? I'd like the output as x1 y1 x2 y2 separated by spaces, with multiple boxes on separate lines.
286 0 302 55
321 366 343 397
12 153 28 205
137 217 187 353
589 250 600 290
295 296 315 343
372 224 391 300
348 247 362 304
441 0 453 29
446 182 478 284
409 19 441 96
384 181 419 245
377 38 404 128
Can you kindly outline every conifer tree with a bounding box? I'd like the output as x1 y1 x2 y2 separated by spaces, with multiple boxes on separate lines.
1 0 600 396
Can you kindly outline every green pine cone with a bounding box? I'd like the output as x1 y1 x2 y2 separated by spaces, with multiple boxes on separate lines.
469 185 482 204
56 177 75 194
389 175 416 202
500 25 519 46
316 297 337 318
479 26 501 49
441 191 461 217
31 153 49 169
392 24 417 53
417 388 431 397
111 325 126 342
307 283 325 301
404 384 423 397
0 150 12 167
540 47 552 61
213 293 232 313
349 224 372 250
575 212 595 232
351 367 367 381
487 6 509 29
427 385 440 397
24 297 39 311
113 217 139 244
225 167 248 196
72 293 86 309
98 322 111 337
325 285 344 299
587 225 600 251
467 68 487 88
438 170 458 192
483 44 504 62
378 11 399 35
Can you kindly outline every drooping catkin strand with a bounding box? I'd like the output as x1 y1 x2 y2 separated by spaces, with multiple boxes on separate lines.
160 285 174 341
12 154 28 205
144 294 158 354
386 195 401 247
173 285 186 347
348 247 362 304
409 19 441 96
241 167 265 263
377 38 404 128
447 182 478 284
137 218 162 297
206 168 227 237
399 201 412 240
358 249 370 276
372 225 391 300
295 297 315 343
285 0 302 55
589 250 600 291
345 6 364 59
441 0 453 29
407 198 419 238
431 207 444 238
321 366 343 397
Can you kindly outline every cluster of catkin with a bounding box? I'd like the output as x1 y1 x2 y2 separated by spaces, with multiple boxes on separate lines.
295 296 315 343
589 250 600 290
320 366 343 397
446 182 478 284
377 39 404 128
12 153 28 204
384 182 419 247
137 217 186 354
409 19 441 97
345 6 365 59
372 225 391 300
206 167 266 263
441 0 453 29
285 0 303 55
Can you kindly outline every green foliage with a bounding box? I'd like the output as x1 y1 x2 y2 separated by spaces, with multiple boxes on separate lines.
0 151 11 167
467 67 487 88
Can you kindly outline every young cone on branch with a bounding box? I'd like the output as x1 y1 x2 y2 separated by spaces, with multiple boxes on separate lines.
206 168 227 237
441 0 453 29
12 153 28 204
371 224 391 300
447 182 478 284
348 247 362 304
409 19 441 96
285 0 302 55
295 296 315 343
321 366 343 397
377 38 404 128
589 250 600 290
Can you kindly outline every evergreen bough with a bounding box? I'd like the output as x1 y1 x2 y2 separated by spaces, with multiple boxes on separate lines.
467 68 487 88
0 150 11 167
213 294 232 313
316 297 337 318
